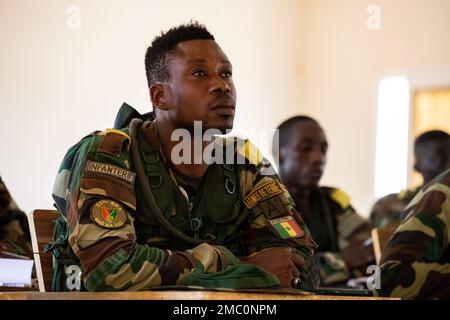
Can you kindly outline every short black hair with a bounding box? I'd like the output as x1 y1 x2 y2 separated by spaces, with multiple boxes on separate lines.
144 21 215 87
414 130 450 153
272 115 320 157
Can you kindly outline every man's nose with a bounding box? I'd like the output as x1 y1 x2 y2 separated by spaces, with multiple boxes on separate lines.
310 149 326 165
210 76 231 95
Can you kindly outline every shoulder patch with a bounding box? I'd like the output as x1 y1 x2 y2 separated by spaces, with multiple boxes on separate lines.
243 180 284 209
267 215 305 239
90 199 128 229
97 128 131 157
237 139 264 166
330 188 351 209
84 160 136 184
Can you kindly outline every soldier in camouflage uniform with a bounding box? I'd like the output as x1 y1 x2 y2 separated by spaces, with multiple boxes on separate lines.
51 22 320 292
273 116 374 286
0 175 32 256
376 169 450 299
370 130 450 228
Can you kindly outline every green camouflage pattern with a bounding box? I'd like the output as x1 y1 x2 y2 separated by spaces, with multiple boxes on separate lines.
0 176 32 256
306 187 372 285
51 104 320 292
376 169 450 299
370 186 421 228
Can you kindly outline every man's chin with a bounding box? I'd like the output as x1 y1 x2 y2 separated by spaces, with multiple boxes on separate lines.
206 119 234 134
298 178 321 189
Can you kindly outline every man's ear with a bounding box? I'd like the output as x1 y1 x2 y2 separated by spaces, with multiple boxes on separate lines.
414 160 420 173
276 147 284 166
150 83 168 111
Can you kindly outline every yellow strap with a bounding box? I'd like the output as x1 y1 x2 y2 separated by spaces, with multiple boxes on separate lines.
330 188 351 209
105 128 131 151
237 139 264 166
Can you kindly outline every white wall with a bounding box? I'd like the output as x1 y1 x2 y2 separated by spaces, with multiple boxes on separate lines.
0 0 307 212
2 0 450 217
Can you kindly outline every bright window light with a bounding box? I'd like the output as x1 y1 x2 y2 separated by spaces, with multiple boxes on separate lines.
374 76 410 199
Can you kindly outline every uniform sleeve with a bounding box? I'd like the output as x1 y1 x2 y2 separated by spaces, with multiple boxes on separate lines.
315 188 373 285
237 141 320 290
370 193 405 228
53 131 233 291
376 178 450 299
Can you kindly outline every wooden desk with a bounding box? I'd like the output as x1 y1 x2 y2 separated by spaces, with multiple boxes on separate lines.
0 290 398 300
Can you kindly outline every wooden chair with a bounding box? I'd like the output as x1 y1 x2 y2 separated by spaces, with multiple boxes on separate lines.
371 223 400 265
27 209 60 292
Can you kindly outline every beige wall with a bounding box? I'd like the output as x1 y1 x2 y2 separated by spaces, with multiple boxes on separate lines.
300 0 450 215
1 0 450 216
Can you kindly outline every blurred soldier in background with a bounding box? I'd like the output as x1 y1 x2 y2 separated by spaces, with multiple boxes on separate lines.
370 130 450 228
273 116 374 287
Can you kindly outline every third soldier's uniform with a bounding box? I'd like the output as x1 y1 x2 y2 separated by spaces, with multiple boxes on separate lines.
50 103 320 292
370 187 421 228
376 169 450 299
302 187 373 286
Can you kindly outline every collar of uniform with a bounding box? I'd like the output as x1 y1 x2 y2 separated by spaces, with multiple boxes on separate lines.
142 119 165 158
141 119 195 192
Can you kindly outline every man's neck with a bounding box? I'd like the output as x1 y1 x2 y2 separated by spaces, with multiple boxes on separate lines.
156 121 212 179
281 179 315 218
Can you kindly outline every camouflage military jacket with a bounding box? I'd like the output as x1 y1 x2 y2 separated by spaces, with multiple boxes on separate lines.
376 169 450 299
52 104 319 292
370 186 421 228
0 176 32 256
304 187 372 285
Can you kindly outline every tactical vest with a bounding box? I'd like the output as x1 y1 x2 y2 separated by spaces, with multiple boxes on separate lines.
47 104 279 291
47 122 252 291
129 120 248 255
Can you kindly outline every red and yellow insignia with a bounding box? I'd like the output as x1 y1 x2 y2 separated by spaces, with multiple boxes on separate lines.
268 215 304 239
90 199 127 229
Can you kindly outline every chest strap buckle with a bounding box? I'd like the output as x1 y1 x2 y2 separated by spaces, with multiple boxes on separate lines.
225 178 236 194
190 217 203 232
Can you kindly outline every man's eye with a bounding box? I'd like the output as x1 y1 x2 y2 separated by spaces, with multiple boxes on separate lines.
221 71 232 78
300 145 312 152
193 70 207 77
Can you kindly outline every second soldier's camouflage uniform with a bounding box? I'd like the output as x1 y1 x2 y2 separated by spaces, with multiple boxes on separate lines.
302 187 373 285
376 169 450 300
51 104 320 292
0 176 32 256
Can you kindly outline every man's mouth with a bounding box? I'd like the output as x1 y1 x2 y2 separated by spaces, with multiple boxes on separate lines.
211 105 235 116
210 98 236 116
308 170 323 180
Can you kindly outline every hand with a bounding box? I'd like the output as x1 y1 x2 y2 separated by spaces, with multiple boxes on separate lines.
240 247 305 288
174 251 197 271
340 243 374 270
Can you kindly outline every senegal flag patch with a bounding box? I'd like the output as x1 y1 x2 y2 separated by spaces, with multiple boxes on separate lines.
268 215 304 239
91 199 127 229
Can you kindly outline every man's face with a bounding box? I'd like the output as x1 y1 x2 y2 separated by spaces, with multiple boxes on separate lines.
160 39 236 133
279 121 328 188
415 139 450 183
